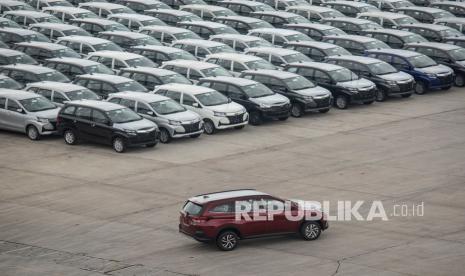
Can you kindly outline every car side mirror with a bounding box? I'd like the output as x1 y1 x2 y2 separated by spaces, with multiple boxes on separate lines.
192 102 199 108
16 108 24 113
147 111 155 116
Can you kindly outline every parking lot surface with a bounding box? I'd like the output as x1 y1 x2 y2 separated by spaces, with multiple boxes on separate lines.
1 89 465 276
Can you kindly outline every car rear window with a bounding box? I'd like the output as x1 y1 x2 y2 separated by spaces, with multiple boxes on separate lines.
183 201 203 215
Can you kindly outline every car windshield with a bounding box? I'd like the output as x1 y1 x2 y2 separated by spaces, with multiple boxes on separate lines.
323 28 346 36
440 28 463 38
392 1 413 8
159 73 192 84
174 31 201 40
394 17 417 25
360 22 381 30
213 26 239 35
140 19 165 26
0 20 21 28
125 57 156 67
361 6 379 12
285 33 311 42
108 23 130 32
181 15 202 21
245 59 276 70
8 54 37 65
365 40 390 49
84 64 114 75
282 53 311 63
36 16 61 24
325 46 351 56
38 71 69 82
248 39 272 48
53 48 81 58
25 33 50 42
65 89 99 101
183 201 203 215
149 99 185 114
49 0 72 6
284 76 316 90
195 90 229 106
62 28 91 37
367 62 398 75
115 81 148 92
213 10 236 17
434 11 454 18
19 97 56 112
110 8 135 14
93 42 123 52
403 34 427 43
0 78 22 89
10 4 35 11
76 12 98 19
106 108 142 123
200 66 232 77
249 21 274 29
242 82 274 98
329 68 359 82
168 51 197 61
408 55 436 68
208 45 235 54
134 37 162 46
321 10 345 18
448 48 465 61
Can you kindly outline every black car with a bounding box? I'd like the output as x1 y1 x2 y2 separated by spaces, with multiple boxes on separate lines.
284 41 351 62
325 1 380 17
119 67 192 90
238 69 333 117
144 9 202 26
364 29 428 49
251 11 310 28
197 76 291 125
97 31 162 50
397 7 456 24
57 100 159 153
129 45 197 64
430 2 465 17
399 23 463 43
0 28 50 48
325 55 415 101
285 23 346 41
73 74 148 99
322 35 391 56
177 21 239 39
404 42 465 87
43 58 114 80
0 49 38 66
284 62 377 109
12 42 80 63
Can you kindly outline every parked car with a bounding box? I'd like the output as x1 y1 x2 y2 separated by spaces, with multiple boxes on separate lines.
57 100 158 152
0 64 70 86
209 34 272 52
139 26 201 46
42 6 98 23
325 1 379 17
71 18 131 35
365 48 455 94
198 76 290 125
0 89 60 140
163 0 207 9
107 14 166 31
444 36 465 48
397 7 455 24
429 1 465 18
179 4 237 20
113 0 171 13
107 91 203 143
25 81 100 106
213 16 274 34
404 42 465 86
244 47 311 68
285 5 345 22
254 0 308 11
87 51 156 74
434 17 465 35
43 57 114 80
73 74 148 98
322 35 391 56
0 28 50 47
177 21 239 39
130 45 197 65
144 9 202 26
25 0 73 9
119 67 192 90
399 23 463 42
160 60 233 83
0 49 38 66
250 11 309 28
13 41 80 63
0 75 23 89
356 11 418 28
284 41 351 62
218 0 275 17
247 28 312 47
3 10 61 27
364 29 428 49
284 62 377 109
154 84 247 134
56 36 123 58
284 23 346 41
0 17 22 29
0 1 35 14
320 17 381 35
78 2 136 17
171 39 235 59
204 52 277 76
361 0 414 12
179 189 328 251
29 23 91 42
97 31 162 50
325 55 415 101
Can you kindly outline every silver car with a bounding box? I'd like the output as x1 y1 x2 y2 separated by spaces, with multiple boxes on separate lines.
107 92 203 143
0 89 60 140
25 81 101 107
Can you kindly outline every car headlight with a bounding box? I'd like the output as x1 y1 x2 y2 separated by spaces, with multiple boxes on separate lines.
168 119 182 126
259 103 271 108
344 87 358 93
386 80 397 86
426 73 437 78
302 95 313 101
213 111 227 117
37 117 49 123
124 129 137 135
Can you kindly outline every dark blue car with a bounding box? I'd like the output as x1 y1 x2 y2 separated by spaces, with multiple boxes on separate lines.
365 49 454 94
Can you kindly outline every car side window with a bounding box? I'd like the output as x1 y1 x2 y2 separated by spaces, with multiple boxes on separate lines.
61 105 76 115
391 56 408 70
119 98 136 111
7 99 21 112
313 70 331 83
137 102 153 115
108 97 121 104
209 202 234 213
37 89 52 100
0 97 6 109
182 93 197 106
53 92 67 104
75 106 92 120
165 90 181 102
211 82 227 92
227 85 246 99
92 109 108 124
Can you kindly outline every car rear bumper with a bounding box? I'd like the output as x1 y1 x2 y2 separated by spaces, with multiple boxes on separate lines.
179 225 212 242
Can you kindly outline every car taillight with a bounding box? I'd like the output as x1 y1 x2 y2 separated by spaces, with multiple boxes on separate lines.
191 217 208 225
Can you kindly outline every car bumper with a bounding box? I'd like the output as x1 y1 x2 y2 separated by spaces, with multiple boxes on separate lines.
350 88 377 103
172 129 204 138
426 74 454 89
302 97 332 111
38 121 57 135
179 225 212 242
217 120 248 130
126 131 159 146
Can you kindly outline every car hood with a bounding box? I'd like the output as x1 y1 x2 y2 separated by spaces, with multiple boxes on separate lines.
455 60 465 67
417 64 452 75
378 71 413 82
250 93 290 105
33 108 60 120
206 101 245 114
337 78 375 89
293 86 331 97
114 118 157 131
162 110 200 122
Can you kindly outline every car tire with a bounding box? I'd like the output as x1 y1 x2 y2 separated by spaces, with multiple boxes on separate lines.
234 125 245 130
375 90 387 102
216 231 239 251
300 221 322 241
290 103 303 118
63 129 78 145
319 108 330 113
26 125 40 141
190 134 201 138
363 100 374 105
414 81 427 95
203 119 216 135
249 111 262 126
112 137 126 153
401 93 412 98
159 128 171 144
334 95 348 109
455 74 465 87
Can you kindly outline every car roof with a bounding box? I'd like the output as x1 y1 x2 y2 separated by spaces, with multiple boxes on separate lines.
324 34 380 43
4 11 55 18
139 25 190 34
72 18 121 26
108 13 157 21
147 8 196 16
0 64 57 73
157 83 214 94
323 17 377 24
287 61 344 71
326 55 384 64
181 4 232 11
109 91 169 102
99 31 151 39
46 57 101 66
365 48 421 57
0 89 40 100
66 99 123 111
162 59 218 69
328 1 376 7
0 48 26 57
247 46 300 55
286 40 340 49
89 50 143 60
76 73 134 84
57 35 112 44
252 11 302 18
26 81 88 92
42 6 95 13
209 33 262 41
285 23 336 31
249 28 302 36
242 69 299 79
14 41 68 50
364 28 421 37
405 41 459 50
200 76 258 86
29 23 83 31
0 27 42 36
178 21 229 28
287 5 336 12
121 66 179 76
206 52 262 62
402 23 453 31
358 11 413 19
79 2 128 9
189 189 269 204
173 39 226 47
131 45 184 53
215 15 263 23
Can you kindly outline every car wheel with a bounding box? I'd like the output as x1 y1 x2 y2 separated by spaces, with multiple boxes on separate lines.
190 134 201 138
26 125 40 141
300 221 322 241
234 125 245 130
203 119 216 135
414 81 427 95
455 74 465 87
375 90 387 102
112 137 126 153
63 129 78 145
290 103 303 118
159 128 171 144
249 111 262 126
335 95 348 109
216 231 238 251
363 100 374 105
319 108 330 113
401 93 412 98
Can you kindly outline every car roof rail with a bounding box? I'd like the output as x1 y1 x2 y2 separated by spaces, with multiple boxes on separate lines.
195 189 256 197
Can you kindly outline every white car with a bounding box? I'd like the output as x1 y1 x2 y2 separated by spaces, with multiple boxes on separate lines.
204 52 277 77
153 83 248 134
87 51 156 74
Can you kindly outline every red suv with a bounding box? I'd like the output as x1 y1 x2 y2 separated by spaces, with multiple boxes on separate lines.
179 189 328 251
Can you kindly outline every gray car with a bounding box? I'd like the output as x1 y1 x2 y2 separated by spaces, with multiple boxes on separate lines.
0 89 60 140
107 92 203 143
25 81 101 106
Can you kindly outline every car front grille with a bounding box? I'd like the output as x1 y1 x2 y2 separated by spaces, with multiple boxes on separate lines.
227 114 244 124
437 73 454 85
182 122 201 133
398 81 414 92
355 88 376 100
314 96 331 107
